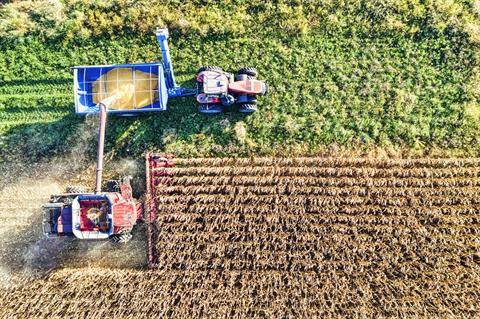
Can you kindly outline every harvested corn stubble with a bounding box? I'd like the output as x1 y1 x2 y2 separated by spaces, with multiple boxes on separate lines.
1 157 479 319
146 157 480 317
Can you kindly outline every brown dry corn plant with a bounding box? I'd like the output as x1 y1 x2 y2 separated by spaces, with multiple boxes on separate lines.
1 157 479 318
140 157 480 317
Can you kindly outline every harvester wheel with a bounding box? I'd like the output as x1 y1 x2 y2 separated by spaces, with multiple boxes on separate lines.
106 180 121 192
197 66 223 73
66 185 87 194
198 103 222 114
110 232 133 243
237 67 258 77
238 103 257 113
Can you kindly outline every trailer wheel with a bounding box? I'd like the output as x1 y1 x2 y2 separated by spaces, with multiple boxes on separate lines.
110 232 133 243
238 103 257 113
198 103 222 114
65 185 87 194
237 67 258 78
197 66 223 73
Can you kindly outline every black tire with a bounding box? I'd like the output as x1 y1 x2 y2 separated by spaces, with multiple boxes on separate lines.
110 232 133 243
238 104 257 113
106 180 121 192
65 185 87 194
234 74 256 81
197 66 223 73
237 67 258 77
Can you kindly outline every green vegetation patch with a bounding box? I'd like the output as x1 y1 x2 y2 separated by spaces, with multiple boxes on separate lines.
0 0 479 161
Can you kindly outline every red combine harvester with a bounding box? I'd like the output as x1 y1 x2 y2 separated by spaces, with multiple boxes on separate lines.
42 103 142 243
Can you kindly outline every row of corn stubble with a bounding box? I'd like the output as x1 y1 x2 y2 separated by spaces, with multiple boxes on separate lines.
149 157 480 317
0 157 479 318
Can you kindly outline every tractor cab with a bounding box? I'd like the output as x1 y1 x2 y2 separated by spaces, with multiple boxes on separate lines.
197 71 230 95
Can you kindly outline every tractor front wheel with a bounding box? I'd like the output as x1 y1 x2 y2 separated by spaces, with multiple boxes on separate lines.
110 232 133 243
197 66 223 73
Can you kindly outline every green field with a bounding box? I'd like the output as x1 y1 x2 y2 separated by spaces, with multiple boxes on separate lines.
1 0 480 162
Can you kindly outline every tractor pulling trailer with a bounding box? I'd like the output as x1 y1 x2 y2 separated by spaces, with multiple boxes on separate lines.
42 28 267 242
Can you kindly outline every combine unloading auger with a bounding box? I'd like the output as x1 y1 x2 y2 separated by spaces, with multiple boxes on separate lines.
42 95 141 242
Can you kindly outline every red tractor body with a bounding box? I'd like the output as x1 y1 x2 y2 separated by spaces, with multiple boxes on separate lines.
195 67 267 114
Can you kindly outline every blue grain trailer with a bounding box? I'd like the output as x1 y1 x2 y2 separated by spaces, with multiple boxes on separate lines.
72 28 195 115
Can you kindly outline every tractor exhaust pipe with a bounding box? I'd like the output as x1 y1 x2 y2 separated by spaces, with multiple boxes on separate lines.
95 102 107 194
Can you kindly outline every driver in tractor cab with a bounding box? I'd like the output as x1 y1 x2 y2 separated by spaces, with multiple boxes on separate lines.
86 200 110 232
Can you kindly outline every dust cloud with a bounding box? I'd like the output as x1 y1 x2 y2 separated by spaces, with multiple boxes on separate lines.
0 115 147 280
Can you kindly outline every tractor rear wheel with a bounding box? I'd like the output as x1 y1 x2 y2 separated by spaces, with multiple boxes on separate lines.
197 66 223 73
237 67 258 77
198 103 222 114
238 103 257 113
65 185 87 194
110 232 133 243
234 74 256 81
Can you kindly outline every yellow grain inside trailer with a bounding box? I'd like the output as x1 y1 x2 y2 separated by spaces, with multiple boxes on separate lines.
92 68 159 110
